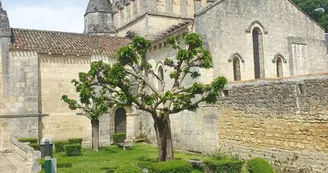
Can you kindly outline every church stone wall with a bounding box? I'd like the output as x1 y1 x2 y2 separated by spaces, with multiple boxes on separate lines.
39 54 91 141
195 0 327 82
1 51 39 141
39 54 114 146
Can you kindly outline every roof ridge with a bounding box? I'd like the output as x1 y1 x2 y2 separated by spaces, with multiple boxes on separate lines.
11 28 129 40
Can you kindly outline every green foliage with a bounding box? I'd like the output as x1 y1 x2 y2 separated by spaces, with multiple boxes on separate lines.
38 168 72 173
114 164 143 173
39 158 72 170
54 140 69 152
18 138 38 143
28 143 40 151
247 158 275 173
64 144 82 156
38 143 208 173
112 133 126 144
149 160 192 173
204 158 244 173
74 34 227 161
68 138 82 145
292 0 328 31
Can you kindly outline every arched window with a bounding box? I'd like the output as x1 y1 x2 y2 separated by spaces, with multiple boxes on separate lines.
158 66 164 91
252 27 264 79
276 57 283 77
233 57 241 81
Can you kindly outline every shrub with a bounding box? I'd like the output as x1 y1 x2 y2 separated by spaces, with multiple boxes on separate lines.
64 144 81 156
54 140 69 152
28 143 40 151
38 168 72 173
18 138 38 144
112 133 126 144
68 138 82 145
149 160 192 173
39 158 72 170
204 158 243 173
247 158 274 173
114 164 143 173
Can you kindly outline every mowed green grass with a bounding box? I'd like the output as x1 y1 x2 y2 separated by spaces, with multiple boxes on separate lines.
51 143 207 173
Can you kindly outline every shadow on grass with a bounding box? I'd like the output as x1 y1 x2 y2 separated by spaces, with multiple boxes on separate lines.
99 147 119 153
100 167 117 173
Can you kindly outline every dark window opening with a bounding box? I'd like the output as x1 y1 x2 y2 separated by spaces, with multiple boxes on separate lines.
233 57 241 81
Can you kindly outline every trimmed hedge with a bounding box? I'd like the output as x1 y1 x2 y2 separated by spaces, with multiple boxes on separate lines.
39 159 72 170
112 133 126 144
204 158 243 173
54 140 69 152
38 168 72 173
68 138 82 145
18 138 38 144
149 160 192 173
114 164 143 173
64 144 81 156
247 158 275 173
28 143 40 151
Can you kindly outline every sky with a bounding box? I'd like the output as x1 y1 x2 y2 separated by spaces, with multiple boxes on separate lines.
3 0 90 33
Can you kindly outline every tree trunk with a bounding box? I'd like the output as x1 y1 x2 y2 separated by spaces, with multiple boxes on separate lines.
91 119 99 151
154 117 174 161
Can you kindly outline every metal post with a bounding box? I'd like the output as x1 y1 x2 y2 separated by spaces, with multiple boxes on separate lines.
44 156 52 173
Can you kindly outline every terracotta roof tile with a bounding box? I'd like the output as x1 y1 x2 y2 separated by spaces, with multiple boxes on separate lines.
10 28 130 55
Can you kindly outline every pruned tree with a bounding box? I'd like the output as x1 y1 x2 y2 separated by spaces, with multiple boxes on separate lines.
61 71 114 151
69 33 227 160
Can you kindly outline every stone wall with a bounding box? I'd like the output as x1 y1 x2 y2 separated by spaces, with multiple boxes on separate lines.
38 54 91 141
1 51 39 144
11 138 41 173
217 74 328 172
39 54 115 146
195 0 327 81
114 0 197 39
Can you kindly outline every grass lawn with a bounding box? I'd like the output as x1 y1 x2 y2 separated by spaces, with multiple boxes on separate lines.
46 143 209 173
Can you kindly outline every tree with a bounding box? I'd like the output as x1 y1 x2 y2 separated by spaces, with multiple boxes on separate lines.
78 33 227 161
292 0 328 31
61 71 113 151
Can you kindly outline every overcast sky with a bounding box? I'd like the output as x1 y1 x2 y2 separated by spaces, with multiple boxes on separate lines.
3 0 89 33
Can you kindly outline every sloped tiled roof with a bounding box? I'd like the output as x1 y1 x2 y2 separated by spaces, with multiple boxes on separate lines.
10 28 130 55
154 21 193 40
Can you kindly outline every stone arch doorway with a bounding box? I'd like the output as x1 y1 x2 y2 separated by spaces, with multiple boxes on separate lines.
114 108 126 134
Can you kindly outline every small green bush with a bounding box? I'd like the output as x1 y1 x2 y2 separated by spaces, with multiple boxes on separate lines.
68 138 82 145
247 158 274 173
64 144 81 156
112 133 126 144
149 160 192 173
114 164 143 173
204 158 243 173
38 168 73 173
39 158 72 170
28 143 40 151
18 138 38 144
54 140 69 152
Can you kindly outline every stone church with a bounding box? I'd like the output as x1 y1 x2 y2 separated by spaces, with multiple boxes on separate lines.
0 0 327 172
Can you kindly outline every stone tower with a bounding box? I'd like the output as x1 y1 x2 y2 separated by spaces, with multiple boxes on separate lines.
84 0 116 35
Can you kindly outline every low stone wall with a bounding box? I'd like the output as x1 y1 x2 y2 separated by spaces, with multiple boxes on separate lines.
11 138 41 173
217 74 328 173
